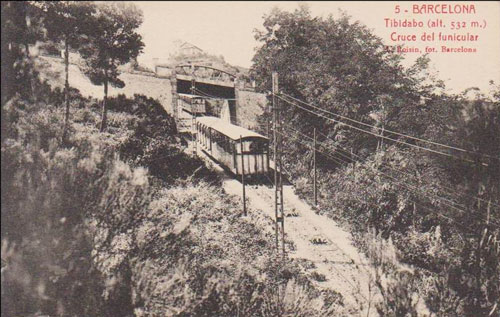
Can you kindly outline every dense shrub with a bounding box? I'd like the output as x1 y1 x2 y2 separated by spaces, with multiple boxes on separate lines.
1 100 107 316
129 184 339 316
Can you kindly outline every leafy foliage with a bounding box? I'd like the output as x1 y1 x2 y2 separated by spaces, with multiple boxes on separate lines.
1 1 44 105
252 5 419 160
40 1 95 50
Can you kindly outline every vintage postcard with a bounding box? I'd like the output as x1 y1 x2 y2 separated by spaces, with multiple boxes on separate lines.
2 1 499 316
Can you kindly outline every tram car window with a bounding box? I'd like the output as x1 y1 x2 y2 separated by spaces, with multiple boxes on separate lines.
248 139 267 154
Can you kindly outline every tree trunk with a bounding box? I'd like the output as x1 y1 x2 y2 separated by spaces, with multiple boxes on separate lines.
63 39 70 138
100 78 108 132
22 4 36 103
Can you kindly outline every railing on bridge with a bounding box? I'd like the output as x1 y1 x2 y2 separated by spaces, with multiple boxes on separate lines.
175 64 236 86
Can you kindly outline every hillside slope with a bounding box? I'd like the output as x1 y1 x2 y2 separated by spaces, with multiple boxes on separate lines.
37 55 267 129
37 55 174 114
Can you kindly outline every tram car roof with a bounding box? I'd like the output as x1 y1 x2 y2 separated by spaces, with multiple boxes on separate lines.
197 116 268 141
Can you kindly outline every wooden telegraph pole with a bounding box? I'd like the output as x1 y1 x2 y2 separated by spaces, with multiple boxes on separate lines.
191 79 197 156
240 135 247 216
313 127 317 206
267 102 271 139
272 72 285 257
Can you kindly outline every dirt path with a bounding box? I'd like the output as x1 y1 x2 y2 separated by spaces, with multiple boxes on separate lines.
194 146 381 316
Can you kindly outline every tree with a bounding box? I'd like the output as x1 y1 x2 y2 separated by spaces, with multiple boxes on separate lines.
41 1 95 136
251 6 418 164
78 2 144 132
1 1 43 106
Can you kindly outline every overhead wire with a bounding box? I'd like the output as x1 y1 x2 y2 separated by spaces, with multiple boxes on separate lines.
280 92 499 162
275 93 490 167
267 101 496 303
263 85 498 306
282 122 357 164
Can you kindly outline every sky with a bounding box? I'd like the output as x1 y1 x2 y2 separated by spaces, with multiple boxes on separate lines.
133 1 500 94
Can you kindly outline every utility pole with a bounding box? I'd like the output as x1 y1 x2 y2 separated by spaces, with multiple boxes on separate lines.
272 72 285 257
267 100 271 139
267 118 271 139
191 79 197 155
240 135 247 216
313 127 317 206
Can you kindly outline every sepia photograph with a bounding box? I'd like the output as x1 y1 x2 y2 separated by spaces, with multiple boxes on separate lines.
1 1 499 316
